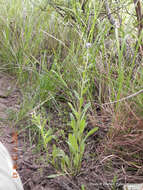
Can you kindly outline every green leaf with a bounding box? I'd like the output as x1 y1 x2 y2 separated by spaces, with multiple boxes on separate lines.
68 134 78 153
73 90 80 100
51 70 68 88
79 97 83 107
44 128 53 137
57 149 66 157
80 140 85 156
82 85 88 95
52 144 57 158
52 145 65 158
79 119 86 134
74 153 80 168
81 184 85 190
84 127 98 141
47 173 65 179
70 117 77 132
70 113 75 121
68 102 78 117
64 155 70 166
45 136 53 144
81 102 91 120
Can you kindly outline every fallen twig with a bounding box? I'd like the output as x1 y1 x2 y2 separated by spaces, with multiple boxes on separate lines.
102 89 143 105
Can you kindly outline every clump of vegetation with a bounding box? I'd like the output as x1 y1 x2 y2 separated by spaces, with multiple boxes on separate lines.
0 0 143 189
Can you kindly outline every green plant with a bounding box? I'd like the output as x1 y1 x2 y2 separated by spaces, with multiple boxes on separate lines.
31 111 56 161
51 42 98 176
81 184 86 190
111 175 117 190
1 0 143 186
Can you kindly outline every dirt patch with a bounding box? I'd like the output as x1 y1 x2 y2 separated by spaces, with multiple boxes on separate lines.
0 73 18 148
